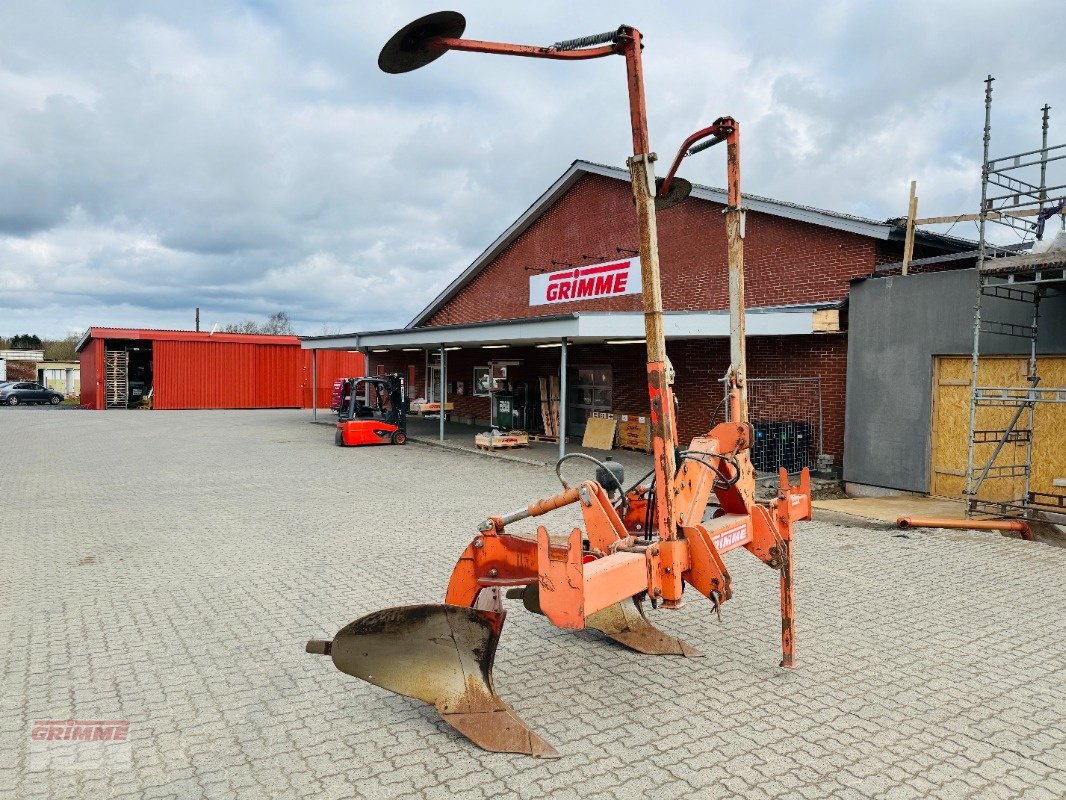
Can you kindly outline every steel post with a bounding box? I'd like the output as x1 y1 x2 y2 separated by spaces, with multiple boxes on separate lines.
725 206 747 422
629 153 678 541
440 344 447 442
1040 103 1050 210
559 337 568 459
312 348 318 420
722 124 749 423
965 76 995 509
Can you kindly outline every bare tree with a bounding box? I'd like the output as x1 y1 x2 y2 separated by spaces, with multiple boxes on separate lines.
261 311 296 335
221 319 262 334
221 312 297 335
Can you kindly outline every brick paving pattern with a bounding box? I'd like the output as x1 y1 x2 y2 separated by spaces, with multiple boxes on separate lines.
1 409 1063 799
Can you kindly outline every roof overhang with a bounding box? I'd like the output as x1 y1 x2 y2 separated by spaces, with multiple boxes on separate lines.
301 306 837 351
75 327 302 353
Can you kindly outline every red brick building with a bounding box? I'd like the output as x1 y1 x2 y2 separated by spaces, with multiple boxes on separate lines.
304 161 970 470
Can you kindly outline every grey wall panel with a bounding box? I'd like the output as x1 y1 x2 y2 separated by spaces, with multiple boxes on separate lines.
843 269 1066 492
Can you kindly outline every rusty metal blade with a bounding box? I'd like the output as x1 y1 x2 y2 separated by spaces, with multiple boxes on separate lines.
506 586 700 657
378 11 466 74
654 176 693 210
586 596 702 657
320 604 559 757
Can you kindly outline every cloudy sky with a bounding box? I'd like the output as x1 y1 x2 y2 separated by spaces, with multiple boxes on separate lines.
0 1 1061 338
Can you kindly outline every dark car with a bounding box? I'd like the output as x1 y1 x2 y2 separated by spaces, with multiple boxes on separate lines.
0 382 64 406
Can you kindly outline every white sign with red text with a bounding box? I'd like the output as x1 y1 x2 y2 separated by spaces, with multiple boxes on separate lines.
529 258 642 306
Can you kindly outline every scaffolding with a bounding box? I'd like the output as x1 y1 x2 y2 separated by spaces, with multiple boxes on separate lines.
964 76 1066 524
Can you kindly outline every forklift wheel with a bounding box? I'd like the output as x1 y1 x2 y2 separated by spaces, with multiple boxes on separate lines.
335 429 346 447
391 431 407 445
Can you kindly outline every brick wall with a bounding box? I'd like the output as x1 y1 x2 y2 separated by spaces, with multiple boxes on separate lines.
375 169 888 465
427 173 900 326
371 333 848 463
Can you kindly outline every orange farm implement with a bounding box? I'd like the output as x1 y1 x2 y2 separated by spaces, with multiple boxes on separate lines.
306 12 813 758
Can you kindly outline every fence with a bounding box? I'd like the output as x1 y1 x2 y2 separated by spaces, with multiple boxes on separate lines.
727 376 824 474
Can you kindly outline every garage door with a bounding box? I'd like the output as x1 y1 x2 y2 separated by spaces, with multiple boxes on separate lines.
931 355 1066 500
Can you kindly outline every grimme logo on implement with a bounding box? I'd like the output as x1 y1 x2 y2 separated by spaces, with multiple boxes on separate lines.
529 258 642 306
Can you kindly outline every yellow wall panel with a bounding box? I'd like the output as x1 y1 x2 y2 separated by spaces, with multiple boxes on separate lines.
931 355 1066 501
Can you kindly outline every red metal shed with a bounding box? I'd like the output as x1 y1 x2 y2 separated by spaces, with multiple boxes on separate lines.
76 328 363 410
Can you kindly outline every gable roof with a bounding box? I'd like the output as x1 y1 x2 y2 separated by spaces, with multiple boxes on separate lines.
408 160 975 328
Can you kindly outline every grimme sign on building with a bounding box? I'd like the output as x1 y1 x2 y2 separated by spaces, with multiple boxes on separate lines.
529 258 642 306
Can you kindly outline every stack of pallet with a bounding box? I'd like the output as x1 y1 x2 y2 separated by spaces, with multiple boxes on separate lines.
537 376 561 440
105 351 128 409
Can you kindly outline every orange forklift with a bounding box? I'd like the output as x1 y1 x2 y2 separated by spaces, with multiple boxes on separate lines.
334 373 408 447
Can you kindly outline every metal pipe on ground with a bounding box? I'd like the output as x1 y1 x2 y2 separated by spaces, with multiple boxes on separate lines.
896 516 1034 541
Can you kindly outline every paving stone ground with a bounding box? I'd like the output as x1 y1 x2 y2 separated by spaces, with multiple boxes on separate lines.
1 408 1063 800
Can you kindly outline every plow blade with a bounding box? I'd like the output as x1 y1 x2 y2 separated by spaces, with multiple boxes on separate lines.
586 595 702 657
307 604 559 758
507 586 700 657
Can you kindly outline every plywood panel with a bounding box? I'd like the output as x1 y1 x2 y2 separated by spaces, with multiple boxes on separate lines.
581 417 617 450
931 355 1066 500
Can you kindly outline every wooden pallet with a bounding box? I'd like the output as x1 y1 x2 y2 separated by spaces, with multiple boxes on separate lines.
528 433 560 443
475 432 529 451
410 402 454 417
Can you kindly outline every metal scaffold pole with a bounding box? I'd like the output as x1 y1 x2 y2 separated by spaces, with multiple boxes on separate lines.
963 76 1066 525
964 76 994 505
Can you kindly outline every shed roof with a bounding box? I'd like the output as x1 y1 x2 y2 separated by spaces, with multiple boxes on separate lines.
76 327 301 353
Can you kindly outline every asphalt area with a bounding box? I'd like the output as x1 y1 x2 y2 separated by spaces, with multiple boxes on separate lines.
1 409 1063 800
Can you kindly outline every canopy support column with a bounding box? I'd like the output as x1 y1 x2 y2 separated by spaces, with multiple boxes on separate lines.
312 348 318 420
440 344 447 442
559 337 568 459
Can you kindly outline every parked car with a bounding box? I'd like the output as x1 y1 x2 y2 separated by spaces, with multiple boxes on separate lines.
0 382 64 405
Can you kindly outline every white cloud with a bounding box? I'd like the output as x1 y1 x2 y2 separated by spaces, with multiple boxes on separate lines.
0 0 1061 337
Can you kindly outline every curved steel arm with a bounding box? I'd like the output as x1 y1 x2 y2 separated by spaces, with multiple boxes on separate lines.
658 117 739 204
425 28 650 155
429 37 619 61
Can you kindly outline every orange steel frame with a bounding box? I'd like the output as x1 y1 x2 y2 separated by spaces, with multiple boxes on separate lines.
412 24 809 667
446 389 810 667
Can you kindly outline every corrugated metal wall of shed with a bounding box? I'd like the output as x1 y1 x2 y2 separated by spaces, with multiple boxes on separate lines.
79 338 104 410
154 341 304 409
300 350 365 408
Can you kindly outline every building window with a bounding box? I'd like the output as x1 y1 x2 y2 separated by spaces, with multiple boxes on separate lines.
473 366 492 397
568 366 612 434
